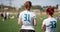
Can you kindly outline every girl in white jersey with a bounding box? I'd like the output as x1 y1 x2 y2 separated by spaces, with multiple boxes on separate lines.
41 6 57 32
18 1 37 32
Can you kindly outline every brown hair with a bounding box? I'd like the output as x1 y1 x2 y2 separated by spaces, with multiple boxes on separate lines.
24 1 32 9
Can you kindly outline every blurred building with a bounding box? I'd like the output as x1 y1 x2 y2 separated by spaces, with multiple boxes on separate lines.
0 5 16 12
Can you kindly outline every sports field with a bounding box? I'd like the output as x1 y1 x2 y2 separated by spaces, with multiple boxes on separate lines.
0 12 60 32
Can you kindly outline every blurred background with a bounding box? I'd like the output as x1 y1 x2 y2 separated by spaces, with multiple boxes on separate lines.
0 0 60 12
0 0 60 32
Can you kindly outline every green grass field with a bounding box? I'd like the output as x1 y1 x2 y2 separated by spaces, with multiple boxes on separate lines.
0 12 60 32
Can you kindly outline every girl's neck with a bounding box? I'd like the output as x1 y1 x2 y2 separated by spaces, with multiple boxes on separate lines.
48 15 53 18
26 9 30 11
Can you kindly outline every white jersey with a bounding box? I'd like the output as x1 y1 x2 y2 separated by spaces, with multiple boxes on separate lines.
42 17 57 32
19 10 36 30
6 12 9 16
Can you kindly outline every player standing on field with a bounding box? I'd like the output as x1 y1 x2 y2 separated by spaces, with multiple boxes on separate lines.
6 11 10 19
41 6 57 32
18 1 37 32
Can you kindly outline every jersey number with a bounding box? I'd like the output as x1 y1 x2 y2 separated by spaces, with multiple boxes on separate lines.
24 14 30 22
50 21 56 28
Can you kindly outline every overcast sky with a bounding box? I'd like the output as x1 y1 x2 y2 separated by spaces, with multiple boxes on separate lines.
0 0 60 9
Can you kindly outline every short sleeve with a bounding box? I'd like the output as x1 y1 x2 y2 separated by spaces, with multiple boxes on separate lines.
33 12 36 19
42 20 46 25
19 13 22 18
